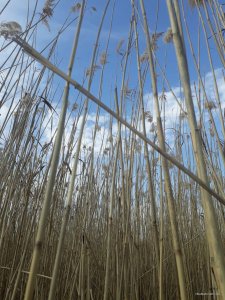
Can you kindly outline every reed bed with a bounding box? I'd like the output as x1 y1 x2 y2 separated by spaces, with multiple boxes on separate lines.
0 0 224 299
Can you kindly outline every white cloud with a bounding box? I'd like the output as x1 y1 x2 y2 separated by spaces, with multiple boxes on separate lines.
144 68 225 129
144 86 184 130
39 65 225 158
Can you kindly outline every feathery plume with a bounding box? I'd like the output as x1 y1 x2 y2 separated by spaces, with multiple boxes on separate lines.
0 22 22 39
71 3 81 13
42 0 55 17
41 0 55 30
116 39 125 55
144 111 153 123
149 123 156 133
85 65 101 77
151 32 164 51
164 28 173 43
179 111 188 120
99 52 108 65
204 100 217 110
72 103 78 111
140 51 149 63
123 81 133 99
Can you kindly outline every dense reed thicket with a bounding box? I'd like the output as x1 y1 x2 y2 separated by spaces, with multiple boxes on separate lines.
0 0 225 299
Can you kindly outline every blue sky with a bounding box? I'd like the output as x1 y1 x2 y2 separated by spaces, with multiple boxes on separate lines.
1 0 223 89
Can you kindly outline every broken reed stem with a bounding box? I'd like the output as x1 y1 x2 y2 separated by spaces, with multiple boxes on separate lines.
0 266 52 280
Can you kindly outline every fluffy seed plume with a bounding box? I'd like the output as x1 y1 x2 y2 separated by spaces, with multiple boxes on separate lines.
42 0 54 17
179 111 188 120
144 111 153 123
71 3 81 13
140 51 149 63
0 22 22 39
164 28 173 43
134 141 142 153
107 135 113 143
72 103 78 111
85 65 101 77
99 52 108 65
151 32 164 51
149 122 156 133
103 147 110 155
123 81 133 99
40 0 55 30
204 100 217 110
116 39 125 55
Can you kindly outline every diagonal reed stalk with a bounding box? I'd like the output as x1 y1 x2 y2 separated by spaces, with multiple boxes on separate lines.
12 35 225 207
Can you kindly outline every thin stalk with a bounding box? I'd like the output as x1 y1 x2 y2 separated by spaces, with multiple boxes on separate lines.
23 14 80 300
47 1 86 299
166 1 225 297
139 0 188 298
131 4 163 297
103 88 120 300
